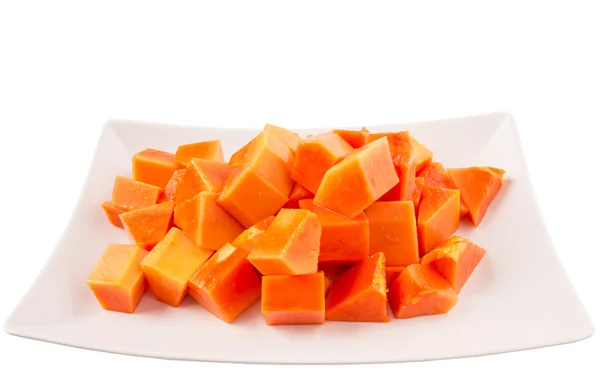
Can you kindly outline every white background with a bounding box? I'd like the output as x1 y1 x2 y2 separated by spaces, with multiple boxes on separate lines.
1 0 598 377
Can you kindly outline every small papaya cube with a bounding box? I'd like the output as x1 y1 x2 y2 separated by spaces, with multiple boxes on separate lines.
247 208 321 275
174 158 232 205
188 243 261 323
229 131 294 197
385 266 406 289
159 169 185 203
412 136 433 172
418 162 469 217
374 132 418 202
411 177 425 215
299 199 369 264
111 175 161 211
101 201 127 228
388 263 458 319
282 182 314 209
141 227 213 307
217 166 289 228
325 252 389 322
365 201 419 266
87 244 149 313
421 235 487 294
120 202 174 250
132 148 181 188
314 137 399 219
264 123 302 154
261 272 325 325
333 127 371 149
417 187 460 256
231 216 275 253
447 166 506 226
174 191 243 250
291 133 354 194
174 140 224 166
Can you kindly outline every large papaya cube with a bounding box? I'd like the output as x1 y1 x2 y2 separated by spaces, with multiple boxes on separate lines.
417 187 460 256
231 215 275 253
298 199 369 264
188 243 262 323
313 137 399 219
264 123 302 154
174 139 224 166
372 132 418 202
174 158 232 205
217 166 289 228
141 227 213 307
87 244 149 313
229 130 294 197
261 272 325 325
111 175 161 211
247 208 321 276
132 148 181 188
174 191 243 250
291 133 354 194
120 202 174 250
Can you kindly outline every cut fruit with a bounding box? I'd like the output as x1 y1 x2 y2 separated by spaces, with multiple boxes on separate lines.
160 169 185 203
120 202 174 250
101 201 127 228
333 127 370 149
174 158 231 205
174 140 224 166
373 132 418 202
111 176 161 211
132 148 181 188
413 137 434 172
417 187 460 256
410 177 425 215
418 162 469 217
385 266 406 289
264 123 302 154
231 216 275 253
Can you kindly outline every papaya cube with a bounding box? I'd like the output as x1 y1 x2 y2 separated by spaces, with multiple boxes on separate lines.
388 263 458 319
101 201 126 228
111 175 161 211
229 131 294 197
418 162 469 217
247 208 321 275
314 137 399 219
421 235 487 294
365 201 419 266
326 252 389 322
231 216 275 253
412 136 433 172
87 244 149 313
374 132 418 202
217 166 289 228
120 202 174 250
159 169 185 203
385 266 406 289
141 227 213 307
291 133 354 194
132 148 181 188
282 182 314 209
417 187 460 256
188 243 261 323
174 140 224 166
264 123 302 154
261 272 325 325
299 199 369 264
174 191 243 251
411 177 425 215
174 158 232 205
333 127 370 149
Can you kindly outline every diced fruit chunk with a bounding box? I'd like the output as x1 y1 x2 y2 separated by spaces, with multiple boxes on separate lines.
326 252 389 322
283 182 314 209
231 216 275 253
314 137 399 218
159 169 185 203
333 127 370 149
388 264 458 319
374 132 418 201
174 191 243 250
87 244 149 313
411 177 425 215
421 235 486 294
264 124 302 153
101 201 126 228
174 158 231 204
418 162 469 217
365 201 419 266
291 133 354 194
120 202 174 250
385 266 406 289
174 140 224 166
413 137 433 172
132 148 181 188
417 187 460 256
111 176 161 211
261 272 325 325
247 208 321 275
141 227 213 306
299 199 369 264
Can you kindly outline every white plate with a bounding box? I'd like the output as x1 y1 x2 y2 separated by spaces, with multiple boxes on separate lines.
4 112 594 364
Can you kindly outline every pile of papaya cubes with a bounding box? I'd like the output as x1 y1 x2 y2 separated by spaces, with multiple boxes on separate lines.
87 123 505 324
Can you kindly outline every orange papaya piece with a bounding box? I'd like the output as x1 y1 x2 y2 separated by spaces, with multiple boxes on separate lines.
374 132 418 201
421 235 486 294
261 272 325 325
418 162 469 217
247 208 321 276
411 177 425 215
291 133 354 194
141 227 213 307
325 252 389 322
333 127 370 149
101 201 127 228
385 266 406 289
87 244 148 313
111 175 161 211
188 243 262 323
231 215 275 253
264 123 302 154
120 202 174 250
412 137 433 172
159 169 185 203
417 187 460 256
174 140 224 166
314 137 399 218
298 199 369 264
132 148 181 188
365 201 419 266
174 191 243 250
283 182 314 209
217 166 289 228
174 158 232 205
388 263 458 319
447 166 505 226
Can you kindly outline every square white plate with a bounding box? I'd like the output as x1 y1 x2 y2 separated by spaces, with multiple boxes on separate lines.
4 112 594 364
